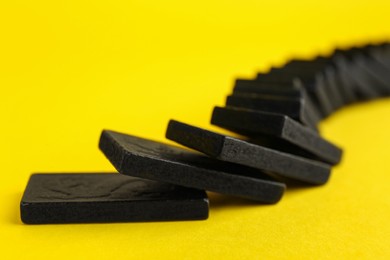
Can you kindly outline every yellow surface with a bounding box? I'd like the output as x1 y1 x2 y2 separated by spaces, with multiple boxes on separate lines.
1 1 390 259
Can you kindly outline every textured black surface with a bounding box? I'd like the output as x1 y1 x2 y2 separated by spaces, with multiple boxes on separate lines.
278 55 360 106
233 80 323 124
166 120 332 185
226 94 318 129
275 59 344 111
99 130 286 203
271 66 340 113
256 70 334 117
21 173 209 224
211 106 343 165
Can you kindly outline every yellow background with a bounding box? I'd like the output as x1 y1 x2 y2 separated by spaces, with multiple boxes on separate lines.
1 0 390 259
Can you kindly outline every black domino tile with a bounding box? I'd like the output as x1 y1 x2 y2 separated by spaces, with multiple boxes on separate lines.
211 106 343 165
333 55 381 101
233 79 323 123
166 120 332 185
255 70 334 117
370 47 390 69
283 55 359 106
99 130 286 203
275 65 345 112
226 94 318 129
354 54 390 96
233 79 303 96
21 173 209 224
330 60 359 104
352 55 390 96
320 66 346 109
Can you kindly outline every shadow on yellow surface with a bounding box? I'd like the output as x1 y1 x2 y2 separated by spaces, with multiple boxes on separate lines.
4 193 23 226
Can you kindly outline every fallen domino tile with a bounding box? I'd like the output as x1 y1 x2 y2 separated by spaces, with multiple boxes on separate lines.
211 106 343 165
233 79 322 123
21 173 209 224
321 66 347 109
292 74 334 118
334 53 381 100
370 47 390 69
354 54 390 96
234 79 302 92
99 130 286 203
293 73 335 117
283 57 330 69
256 70 335 117
166 120 332 185
226 94 318 129
272 65 344 111
328 60 359 104
353 55 390 96
280 57 353 107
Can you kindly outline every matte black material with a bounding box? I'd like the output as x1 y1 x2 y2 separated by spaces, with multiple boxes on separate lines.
256 70 334 117
166 120 332 185
272 65 344 111
321 66 346 109
226 94 318 129
330 60 359 104
370 48 390 69
296 73 335 117
354 54 390 96
281 55 359 105
234 79 302 92
283 58 331 69
99 130 286 203
352 55 389 96
211 106 343 165
21 173 209 224
333 55 381 100
233 79 322 124
233 80 302 98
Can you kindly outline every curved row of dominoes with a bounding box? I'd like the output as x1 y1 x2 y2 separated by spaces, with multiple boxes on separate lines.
21 42 390 224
